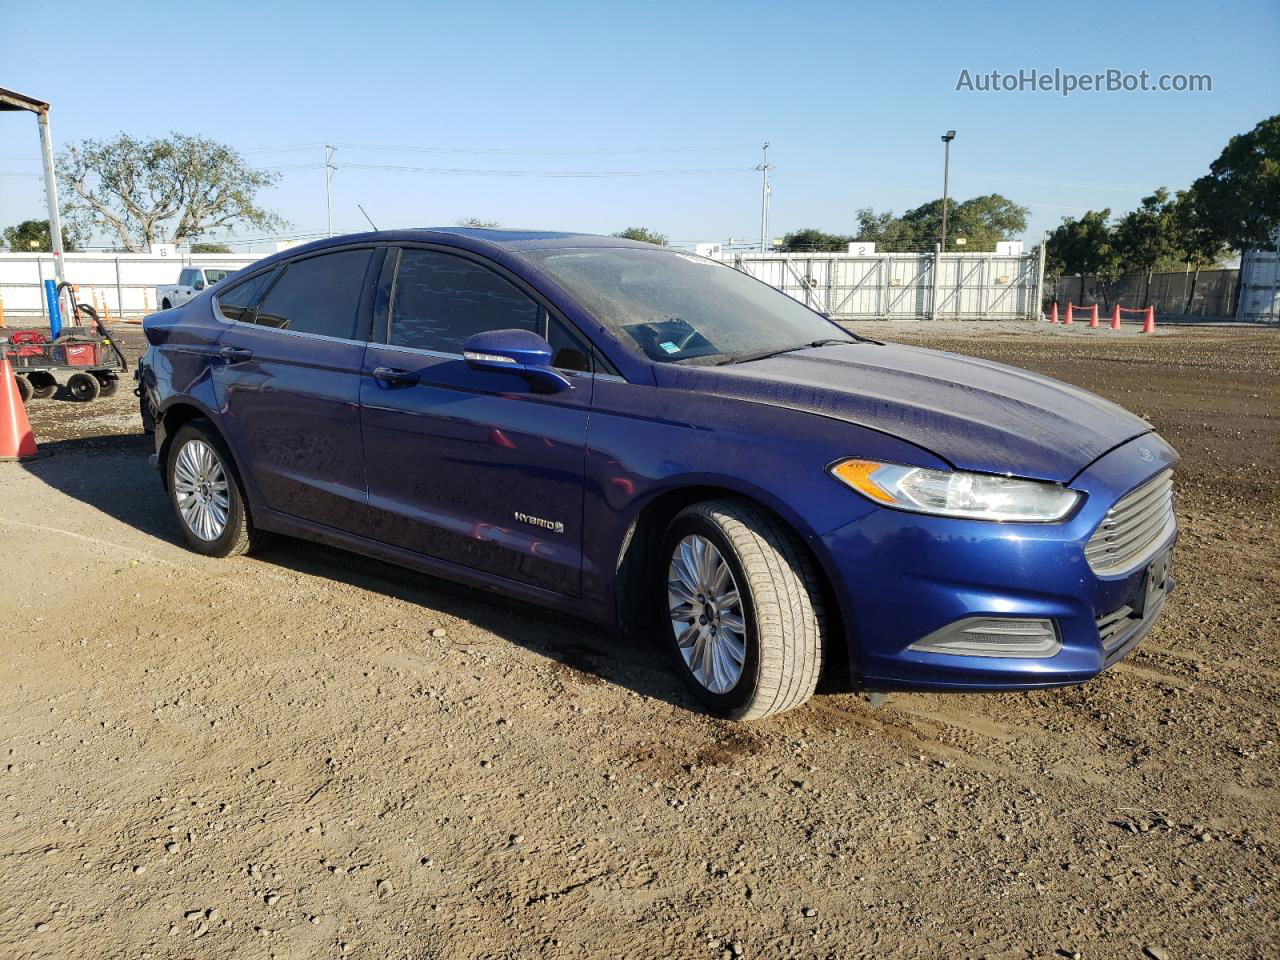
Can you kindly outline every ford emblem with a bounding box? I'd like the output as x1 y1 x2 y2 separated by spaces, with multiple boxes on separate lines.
1138 447 1154 461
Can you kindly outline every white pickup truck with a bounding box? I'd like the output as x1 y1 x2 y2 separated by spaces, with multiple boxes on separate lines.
156 266 236 309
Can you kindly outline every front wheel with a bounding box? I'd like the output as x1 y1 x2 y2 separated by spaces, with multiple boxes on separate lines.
166 420 267 557
66 372 100 402
28 372 56 400
661 499 825 720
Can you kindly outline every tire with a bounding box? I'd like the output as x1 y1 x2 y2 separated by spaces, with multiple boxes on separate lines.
161 298 172 310
66 372 101 402
95 375 119 397
14 374 33 404
28 372 56 400
166 420 267 558
660 498 825 720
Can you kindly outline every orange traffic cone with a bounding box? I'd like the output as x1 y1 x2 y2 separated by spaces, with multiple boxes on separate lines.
1142 306 1156 334
1089 304 1099 328
1048 302 1059 323
1111 305 1121 329
1064 303 1074 325
0 346 41 461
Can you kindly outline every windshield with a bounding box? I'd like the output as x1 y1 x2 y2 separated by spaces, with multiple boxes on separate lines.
522 247 855 364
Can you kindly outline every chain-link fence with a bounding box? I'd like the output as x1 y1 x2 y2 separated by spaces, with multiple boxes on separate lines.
1052 269 1238 318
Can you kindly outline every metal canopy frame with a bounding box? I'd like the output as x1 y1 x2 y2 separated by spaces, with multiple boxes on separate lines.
0 87 65 284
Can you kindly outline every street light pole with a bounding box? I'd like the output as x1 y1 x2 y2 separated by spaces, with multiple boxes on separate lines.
756 142 771 252
324 144 337 237
940 130 956 252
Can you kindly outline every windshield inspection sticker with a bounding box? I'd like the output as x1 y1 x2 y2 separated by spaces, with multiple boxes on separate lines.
659 341 680 354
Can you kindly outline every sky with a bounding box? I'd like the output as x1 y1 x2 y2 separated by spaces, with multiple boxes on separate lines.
2 0 1277 251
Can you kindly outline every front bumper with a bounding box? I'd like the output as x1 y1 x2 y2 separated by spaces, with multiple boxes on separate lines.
818 434 1178 691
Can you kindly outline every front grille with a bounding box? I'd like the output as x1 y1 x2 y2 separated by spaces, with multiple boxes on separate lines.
1085 469 1176 576
1096 603 1137 652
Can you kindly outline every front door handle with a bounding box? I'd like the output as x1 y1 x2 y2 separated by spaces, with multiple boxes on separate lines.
219 345 253 363
372 366 420 387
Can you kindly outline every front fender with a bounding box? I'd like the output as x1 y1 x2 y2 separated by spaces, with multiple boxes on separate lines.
582 377 953 630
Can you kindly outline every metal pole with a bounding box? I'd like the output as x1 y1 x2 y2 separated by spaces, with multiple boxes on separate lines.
1034 231 1047 320
930 242 941 321
36 257 47 321
757 143 771 252
36 108 66 285
324 144 336 237
115 257 124 318
940 139 951 252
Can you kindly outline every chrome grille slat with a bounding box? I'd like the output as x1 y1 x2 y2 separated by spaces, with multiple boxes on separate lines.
1085 469 1176 576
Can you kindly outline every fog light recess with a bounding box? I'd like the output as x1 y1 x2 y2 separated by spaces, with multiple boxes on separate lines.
907 618 1061 658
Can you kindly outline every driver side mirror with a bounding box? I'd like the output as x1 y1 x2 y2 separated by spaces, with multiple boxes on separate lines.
462 328 572 394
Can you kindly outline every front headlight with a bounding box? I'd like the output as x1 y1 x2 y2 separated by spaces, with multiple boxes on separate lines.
829 459 1081 522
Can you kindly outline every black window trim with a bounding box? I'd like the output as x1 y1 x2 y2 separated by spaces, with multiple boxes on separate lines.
211 243 385 345
377 242 617 378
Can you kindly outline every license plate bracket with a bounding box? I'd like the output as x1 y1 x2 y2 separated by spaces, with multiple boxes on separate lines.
1134 548 1172 619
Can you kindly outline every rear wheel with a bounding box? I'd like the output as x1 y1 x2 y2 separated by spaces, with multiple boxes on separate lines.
66 372 101 402
166 420 267 558
27 372 56 400
14 375 33 404
95 374 119 397
660 498 825 720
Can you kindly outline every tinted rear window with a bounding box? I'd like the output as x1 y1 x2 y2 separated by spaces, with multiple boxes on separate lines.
216 269 277 323
253 249 374 339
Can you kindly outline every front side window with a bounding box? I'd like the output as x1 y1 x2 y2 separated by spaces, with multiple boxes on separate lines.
215 269 277 323
389 250 539 354
253 249 374 339
204 269 233 284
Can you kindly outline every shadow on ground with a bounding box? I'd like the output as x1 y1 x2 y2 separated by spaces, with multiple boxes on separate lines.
19 432 704 715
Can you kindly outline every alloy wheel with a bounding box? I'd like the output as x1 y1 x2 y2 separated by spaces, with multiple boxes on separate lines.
173 439 231 541
668 534 747 694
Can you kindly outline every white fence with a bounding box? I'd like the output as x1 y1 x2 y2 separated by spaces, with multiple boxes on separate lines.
728 249 1044 320
2 247 1050 324
1238 250 1280 324
0 252 262 319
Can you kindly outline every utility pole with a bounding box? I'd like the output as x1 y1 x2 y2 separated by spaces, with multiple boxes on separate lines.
324 144 337 237
940 130 956 252
756 142 771 252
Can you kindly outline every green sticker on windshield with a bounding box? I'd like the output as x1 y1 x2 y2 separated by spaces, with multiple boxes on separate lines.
659 341 680 354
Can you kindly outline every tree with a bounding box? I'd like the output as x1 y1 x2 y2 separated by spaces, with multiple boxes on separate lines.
1170 189 1229 313
777 228 852 252
56 133 286 252
855 194 1028 251
1188 114 1279 253
2 218 82 252
190 242 232 253
455 217 500 228
1045 210 1121 306
612 227 667 245
1113 188 1182 304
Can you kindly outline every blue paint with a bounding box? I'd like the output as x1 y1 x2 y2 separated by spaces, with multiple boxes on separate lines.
44 279 62 338
137 229 1179 696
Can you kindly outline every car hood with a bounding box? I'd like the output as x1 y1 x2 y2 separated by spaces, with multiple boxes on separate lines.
655 341 1152 482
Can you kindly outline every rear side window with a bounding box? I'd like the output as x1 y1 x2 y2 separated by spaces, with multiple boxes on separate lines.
216 269 277 323
253 249 374 339
390 250 539 354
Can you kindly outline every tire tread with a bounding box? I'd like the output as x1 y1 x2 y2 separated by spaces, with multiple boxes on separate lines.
675 498 825 720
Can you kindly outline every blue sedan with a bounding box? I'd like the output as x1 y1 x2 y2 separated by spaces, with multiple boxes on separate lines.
137 229 1177 719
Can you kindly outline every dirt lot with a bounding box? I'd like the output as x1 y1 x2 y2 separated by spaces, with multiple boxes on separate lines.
1 321 1277 960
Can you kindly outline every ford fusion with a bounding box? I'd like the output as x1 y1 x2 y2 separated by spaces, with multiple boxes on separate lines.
137 229 1177 720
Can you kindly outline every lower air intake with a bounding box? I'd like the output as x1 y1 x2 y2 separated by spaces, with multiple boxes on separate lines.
908 617 1062 659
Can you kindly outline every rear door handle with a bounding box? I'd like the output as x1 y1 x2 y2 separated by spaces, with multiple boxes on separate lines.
219 345 253 363
372 366 420 387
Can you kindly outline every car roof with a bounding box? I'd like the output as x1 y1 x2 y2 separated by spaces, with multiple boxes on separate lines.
256 227 659 266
